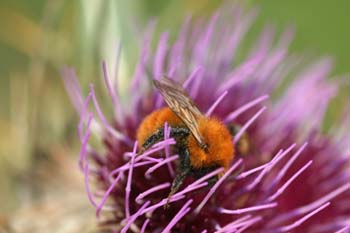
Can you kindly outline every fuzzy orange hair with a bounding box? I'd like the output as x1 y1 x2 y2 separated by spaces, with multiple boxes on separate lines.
188 117 234 170
136 108 234 170
136 108 182 147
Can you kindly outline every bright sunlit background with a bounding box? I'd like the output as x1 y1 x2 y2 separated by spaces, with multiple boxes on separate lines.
0 0 349 231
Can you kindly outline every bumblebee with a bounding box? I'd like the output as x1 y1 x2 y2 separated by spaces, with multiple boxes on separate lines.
137 76 246 204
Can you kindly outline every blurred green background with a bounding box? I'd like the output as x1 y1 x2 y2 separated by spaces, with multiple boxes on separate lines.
0 0 349 231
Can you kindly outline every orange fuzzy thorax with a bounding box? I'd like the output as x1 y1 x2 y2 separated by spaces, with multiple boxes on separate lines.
136 108 235 170
188 117 234 170
136 108 182 147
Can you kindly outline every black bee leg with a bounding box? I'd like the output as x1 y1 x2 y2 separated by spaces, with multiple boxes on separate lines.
207 175 219 187
141 128 165 153
140 127 189 154
164 168 190 209
165 146 191 209
169 127 190 139
226 123 239 136
226 123 250 156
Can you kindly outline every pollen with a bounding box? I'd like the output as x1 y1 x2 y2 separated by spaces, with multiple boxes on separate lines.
136 107 182 147
188 117 234 169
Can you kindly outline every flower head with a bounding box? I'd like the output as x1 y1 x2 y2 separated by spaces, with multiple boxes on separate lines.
63 5 350 233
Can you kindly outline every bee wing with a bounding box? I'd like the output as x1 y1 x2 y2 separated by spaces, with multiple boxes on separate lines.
153 76 205 145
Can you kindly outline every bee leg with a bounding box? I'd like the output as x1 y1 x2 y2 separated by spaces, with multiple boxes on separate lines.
140 127 189 154
207 175 219 187
164 168 190 209
164 146 191 209
226 123 239 136
141 128 165 153
226 123 250 156
169 127 190 139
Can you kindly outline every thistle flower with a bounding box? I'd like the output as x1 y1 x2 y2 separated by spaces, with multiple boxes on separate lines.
63 5 350 233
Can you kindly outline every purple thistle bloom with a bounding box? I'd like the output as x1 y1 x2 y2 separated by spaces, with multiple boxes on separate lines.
63 5 350 233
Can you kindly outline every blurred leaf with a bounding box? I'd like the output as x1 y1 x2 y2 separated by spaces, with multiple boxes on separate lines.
0 7 42 56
